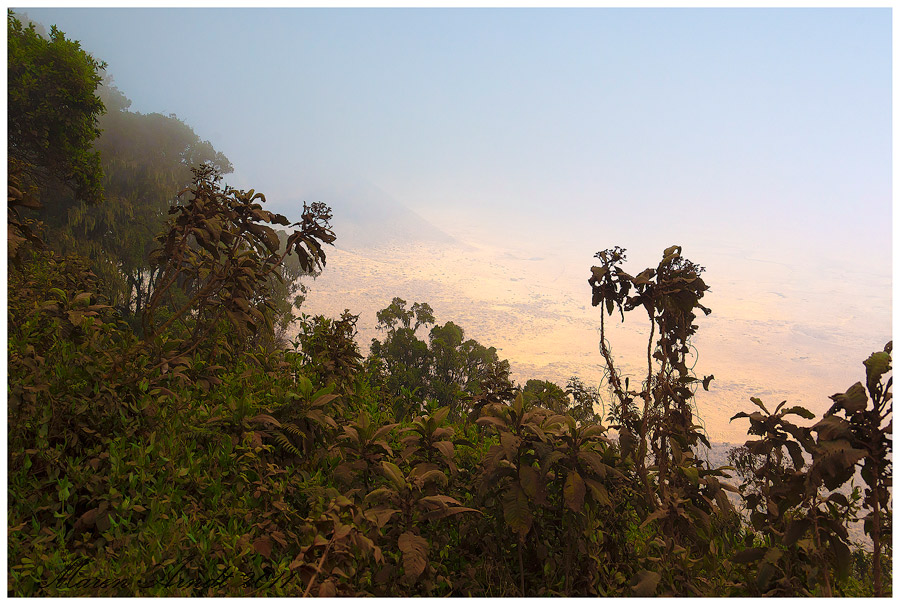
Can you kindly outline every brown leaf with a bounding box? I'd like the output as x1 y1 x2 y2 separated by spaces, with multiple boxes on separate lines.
518 464 541 500
333 523 352 541
398 531 428 582
250 413 281 428
433 440 455 460
317 579 337 597
564 470 586 512
253 536 273 558
270 531 287 547
90 511 111 533
475 416 507 429
75 508 100 530
584 477 611 507
631 569 661 596
367 507 400 529
381 461 406 490
422 505 482 521
502 484 532 539
500 431 521 459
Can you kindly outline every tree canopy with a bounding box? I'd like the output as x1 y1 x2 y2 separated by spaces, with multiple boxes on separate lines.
8 11 105 206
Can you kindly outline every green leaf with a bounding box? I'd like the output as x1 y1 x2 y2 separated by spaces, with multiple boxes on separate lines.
682 465 699 486
781 406 815 420
381 461 406 490
864 350 891 395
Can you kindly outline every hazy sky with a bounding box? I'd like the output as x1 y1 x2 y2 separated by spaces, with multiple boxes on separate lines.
21 8 891 263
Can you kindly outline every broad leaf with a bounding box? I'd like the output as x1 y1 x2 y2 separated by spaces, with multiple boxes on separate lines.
398 532 428 582
518 464 542 500
732 547 766 564
381 461 406 490
253 536 272 559
829 382 868 415
631 569 661 597
564 470 586 512
864 350 891 395
502 484 532 539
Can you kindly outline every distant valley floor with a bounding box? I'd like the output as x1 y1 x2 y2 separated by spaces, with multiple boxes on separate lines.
295 239 889 445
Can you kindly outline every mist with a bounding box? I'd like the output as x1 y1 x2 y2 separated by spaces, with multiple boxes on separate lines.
19 6 892 440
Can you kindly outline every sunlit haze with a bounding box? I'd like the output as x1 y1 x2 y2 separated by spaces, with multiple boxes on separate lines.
21 7 892 442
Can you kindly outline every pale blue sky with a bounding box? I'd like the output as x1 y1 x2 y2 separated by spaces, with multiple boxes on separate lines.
21 8 892 274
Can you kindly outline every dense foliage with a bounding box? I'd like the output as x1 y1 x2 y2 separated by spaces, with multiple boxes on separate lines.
7 15 892 597
8 12 105 207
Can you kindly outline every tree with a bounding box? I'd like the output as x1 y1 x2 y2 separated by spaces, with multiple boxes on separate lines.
428 321 508 417
143 165 335 360
51 82 234 324
8 11 105 264
566 376 602 424
370 300 433 411
369 300 515 420
8 11 105 207
376 297 435 333
522 379 568 413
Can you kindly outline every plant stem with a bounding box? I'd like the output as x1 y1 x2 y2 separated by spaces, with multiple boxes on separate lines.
302 534 335 598
518 537 525 597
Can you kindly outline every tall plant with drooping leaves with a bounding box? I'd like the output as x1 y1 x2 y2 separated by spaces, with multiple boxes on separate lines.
292 310 364 393
811 342 892 596
143 164 335 362
588 245 738 596
588 247 718 501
